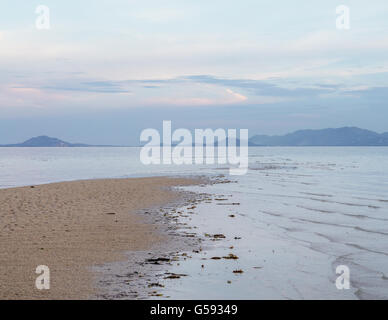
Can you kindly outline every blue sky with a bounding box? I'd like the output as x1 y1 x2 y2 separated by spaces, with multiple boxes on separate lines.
0 0 388 144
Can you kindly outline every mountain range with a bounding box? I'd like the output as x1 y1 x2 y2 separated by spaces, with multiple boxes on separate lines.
1 127 388 147
249 127 388 146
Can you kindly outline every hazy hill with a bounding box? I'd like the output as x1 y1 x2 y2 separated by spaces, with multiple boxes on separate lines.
1 136 92 147
249 127 388 146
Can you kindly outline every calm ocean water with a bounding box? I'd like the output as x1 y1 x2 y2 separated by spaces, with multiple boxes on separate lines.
1 147 387 299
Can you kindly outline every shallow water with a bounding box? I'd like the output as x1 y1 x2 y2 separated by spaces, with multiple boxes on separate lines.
1 147 387 299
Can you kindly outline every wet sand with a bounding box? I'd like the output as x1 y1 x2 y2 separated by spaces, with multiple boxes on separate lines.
0 177 203 299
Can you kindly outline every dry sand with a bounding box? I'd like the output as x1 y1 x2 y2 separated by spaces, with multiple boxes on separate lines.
0 177 202 299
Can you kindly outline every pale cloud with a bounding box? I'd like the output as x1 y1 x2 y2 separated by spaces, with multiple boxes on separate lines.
142 85 249 107
145 97 218 106
1 23 388 85
131 8 187 23
288 30 388 54
0 85 64 109
226 89 247 102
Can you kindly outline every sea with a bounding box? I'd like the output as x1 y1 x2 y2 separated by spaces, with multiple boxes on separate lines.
1 146 387 299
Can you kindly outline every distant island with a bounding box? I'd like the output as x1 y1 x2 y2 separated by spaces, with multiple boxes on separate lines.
1 127 388 147
0 136 115 147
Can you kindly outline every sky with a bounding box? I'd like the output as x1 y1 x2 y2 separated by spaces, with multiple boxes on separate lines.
0 0 388 145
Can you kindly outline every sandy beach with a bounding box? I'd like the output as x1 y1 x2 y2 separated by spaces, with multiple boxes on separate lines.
0 176 203 299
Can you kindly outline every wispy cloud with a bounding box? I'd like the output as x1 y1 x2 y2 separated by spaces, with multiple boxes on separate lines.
226 89 247 102
182 75 335 98
44 81 132 93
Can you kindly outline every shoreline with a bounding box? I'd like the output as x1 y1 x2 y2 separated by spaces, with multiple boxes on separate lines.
92 188 213 299
91 175 233 300
0 176 209 299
